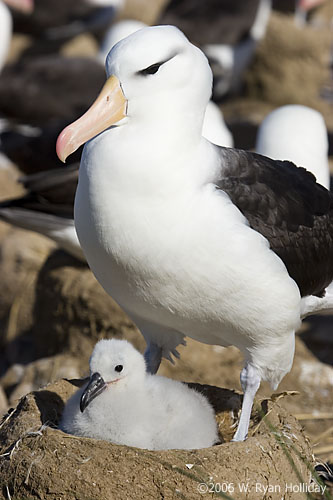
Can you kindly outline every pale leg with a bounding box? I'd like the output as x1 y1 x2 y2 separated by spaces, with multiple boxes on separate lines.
232 363 261 442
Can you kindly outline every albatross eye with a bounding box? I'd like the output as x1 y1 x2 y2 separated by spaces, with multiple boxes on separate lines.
138 62 162 76
115 364 123 372
137 53 179 77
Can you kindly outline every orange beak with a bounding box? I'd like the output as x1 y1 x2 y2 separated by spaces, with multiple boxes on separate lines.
56 75 127 163
3 0 34 13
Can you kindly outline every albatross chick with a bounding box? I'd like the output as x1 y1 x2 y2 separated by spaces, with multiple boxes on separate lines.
60 339 219 450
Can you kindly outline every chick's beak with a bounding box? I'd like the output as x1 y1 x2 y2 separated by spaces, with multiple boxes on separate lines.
56 75 127 163
80 372 107 412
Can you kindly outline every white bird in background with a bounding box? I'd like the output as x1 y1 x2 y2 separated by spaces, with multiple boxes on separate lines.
60 339 219 450
98 19 148 64
256 104 330 189
0 2 13 74
0 0 34 168
0 0 33 73
56 25 333 442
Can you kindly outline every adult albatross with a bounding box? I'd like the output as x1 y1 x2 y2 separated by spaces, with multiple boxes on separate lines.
56 25 333 442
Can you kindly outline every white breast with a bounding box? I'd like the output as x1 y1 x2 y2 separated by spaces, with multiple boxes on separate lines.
75 128 301 353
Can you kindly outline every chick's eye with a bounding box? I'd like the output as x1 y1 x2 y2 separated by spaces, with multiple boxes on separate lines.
115 365 123 373
138 63 162 76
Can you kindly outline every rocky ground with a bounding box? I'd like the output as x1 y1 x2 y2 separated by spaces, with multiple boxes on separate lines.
0 1 333 499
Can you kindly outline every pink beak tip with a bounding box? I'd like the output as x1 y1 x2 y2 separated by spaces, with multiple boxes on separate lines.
56 128 71 164
11 0 34 13
23 0 34 13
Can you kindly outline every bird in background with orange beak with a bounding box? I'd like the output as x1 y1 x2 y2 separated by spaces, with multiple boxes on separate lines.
2 0 33 13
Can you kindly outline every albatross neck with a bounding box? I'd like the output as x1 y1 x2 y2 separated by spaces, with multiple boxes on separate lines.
82 108 215 202
125 98 207 157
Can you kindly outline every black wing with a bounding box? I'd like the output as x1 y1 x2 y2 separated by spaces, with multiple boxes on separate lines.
216 147 333 298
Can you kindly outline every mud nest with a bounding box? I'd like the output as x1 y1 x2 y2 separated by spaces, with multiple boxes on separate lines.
0 379 315 500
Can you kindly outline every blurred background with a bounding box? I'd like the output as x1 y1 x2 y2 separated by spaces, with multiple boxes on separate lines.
0 0 332 470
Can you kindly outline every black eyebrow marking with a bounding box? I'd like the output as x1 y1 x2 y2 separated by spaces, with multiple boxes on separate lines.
138 62 164 76
137 52 178 76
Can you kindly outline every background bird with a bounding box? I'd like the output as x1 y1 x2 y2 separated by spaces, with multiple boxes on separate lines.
0 164 84 261
0 0 33 74
256 104 330 189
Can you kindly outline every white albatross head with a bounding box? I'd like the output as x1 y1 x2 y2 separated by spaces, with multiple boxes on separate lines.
56 25 213 163
80 339 146 412
256 104 330 189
